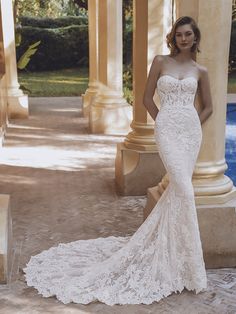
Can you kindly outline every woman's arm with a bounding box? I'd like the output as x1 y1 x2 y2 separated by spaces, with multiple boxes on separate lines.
143 55 162 121
198 66 213 124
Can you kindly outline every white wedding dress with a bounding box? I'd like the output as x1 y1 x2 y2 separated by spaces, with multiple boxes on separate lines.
23 74 208 305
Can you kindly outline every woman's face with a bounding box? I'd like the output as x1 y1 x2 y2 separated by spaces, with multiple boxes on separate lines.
174 24 196 51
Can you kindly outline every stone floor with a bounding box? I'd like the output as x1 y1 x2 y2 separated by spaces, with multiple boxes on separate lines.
0 97 235 314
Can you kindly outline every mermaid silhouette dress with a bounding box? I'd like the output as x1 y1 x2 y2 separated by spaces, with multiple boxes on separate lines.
23 75 207 305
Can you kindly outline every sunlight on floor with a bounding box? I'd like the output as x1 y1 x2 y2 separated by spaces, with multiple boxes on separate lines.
0 145 117 171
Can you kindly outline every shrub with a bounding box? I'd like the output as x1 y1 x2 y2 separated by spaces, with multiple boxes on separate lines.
17 25 88 70
19 15 88 28
17 15 132 71
229 20 236 71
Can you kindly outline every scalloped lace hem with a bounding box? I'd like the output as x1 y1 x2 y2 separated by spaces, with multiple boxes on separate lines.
24 271 208 305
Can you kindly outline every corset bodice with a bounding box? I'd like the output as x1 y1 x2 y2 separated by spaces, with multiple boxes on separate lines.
157 75 198 109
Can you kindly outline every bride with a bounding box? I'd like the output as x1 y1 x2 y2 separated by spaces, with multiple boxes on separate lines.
23 16 213 305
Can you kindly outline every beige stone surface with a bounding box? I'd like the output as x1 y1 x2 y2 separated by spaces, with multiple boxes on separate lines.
115 143 166 195
0 74 8 141
82 0 99 117
0 97 235 313
194 0 235 201
89 0 131 134
0 194 11 283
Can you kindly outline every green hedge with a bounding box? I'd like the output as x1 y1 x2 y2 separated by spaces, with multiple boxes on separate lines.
17 15 132 71
17 25 88 70
230 20 236 61
19 16 88 28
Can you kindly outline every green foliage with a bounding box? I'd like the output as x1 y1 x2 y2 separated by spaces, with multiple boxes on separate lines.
123 87 133 105
17 24 88 70
123 64 132 90
17 12 132 71
19 15 87 28
123 0 133 20
233 0 236 21
14 0 84 19
123 13 132 66
17 41 41 70
229 20 236 72
123 64 133 105
15 31 22 47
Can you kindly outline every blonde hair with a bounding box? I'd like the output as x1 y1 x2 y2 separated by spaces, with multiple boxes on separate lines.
166 16 201 56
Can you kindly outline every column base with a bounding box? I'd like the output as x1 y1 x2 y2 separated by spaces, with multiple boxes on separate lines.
8 94 28 119
144 187 236 268
82 85 99 117
0 195 11 284
115 142 166 195
195 186 236 205
193 174 236 205
89 97 132 135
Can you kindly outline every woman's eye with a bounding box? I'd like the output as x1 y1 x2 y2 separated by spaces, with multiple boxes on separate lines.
176 33 192 37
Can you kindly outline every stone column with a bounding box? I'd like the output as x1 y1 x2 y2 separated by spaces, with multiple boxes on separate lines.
1 0 28 119
82 0 99 117
0 195 11 284
115 0 172 195
89 0 132 134
0 3 7 140
193 0 236 204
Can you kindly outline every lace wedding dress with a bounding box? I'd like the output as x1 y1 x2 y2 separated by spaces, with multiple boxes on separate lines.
23 74 207 305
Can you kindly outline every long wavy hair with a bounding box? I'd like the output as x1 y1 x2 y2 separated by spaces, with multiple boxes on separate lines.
166 16 201 56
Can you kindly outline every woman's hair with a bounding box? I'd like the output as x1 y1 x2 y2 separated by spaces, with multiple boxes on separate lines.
166 16 201 56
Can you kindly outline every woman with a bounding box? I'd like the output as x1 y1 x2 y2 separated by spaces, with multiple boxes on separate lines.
24 16 213 305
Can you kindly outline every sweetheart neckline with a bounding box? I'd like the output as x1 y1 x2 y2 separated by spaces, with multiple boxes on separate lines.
157 74 198 84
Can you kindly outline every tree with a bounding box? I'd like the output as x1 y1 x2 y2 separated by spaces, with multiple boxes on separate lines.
73 0 87 10
13 0 82 20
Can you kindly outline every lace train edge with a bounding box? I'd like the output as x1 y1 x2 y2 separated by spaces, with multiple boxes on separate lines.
23 269 208 306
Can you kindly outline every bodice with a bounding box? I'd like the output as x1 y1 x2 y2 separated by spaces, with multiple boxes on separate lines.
157 75 198 109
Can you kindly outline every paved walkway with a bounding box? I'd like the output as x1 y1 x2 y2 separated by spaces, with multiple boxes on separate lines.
0 97 235 314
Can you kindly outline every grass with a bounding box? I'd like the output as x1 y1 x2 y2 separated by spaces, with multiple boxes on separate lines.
18 67 89 97
18 67 236 97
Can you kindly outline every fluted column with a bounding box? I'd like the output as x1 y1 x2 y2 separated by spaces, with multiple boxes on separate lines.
89 0 131 134
82 0 99 117
1 0 28 119
193 0 236 204
115 0 172 195
0 3 7 139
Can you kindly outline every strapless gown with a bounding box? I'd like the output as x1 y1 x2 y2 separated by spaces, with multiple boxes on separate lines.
23 75 207 305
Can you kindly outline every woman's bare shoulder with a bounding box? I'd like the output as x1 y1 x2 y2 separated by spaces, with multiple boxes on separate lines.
151 55 169 72
153 55 169 63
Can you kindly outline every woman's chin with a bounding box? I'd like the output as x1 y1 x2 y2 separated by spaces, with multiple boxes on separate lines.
178 46 191 52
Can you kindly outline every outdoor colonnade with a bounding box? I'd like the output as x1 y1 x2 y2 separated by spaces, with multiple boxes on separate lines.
83 0 236 268
0 0 235 283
